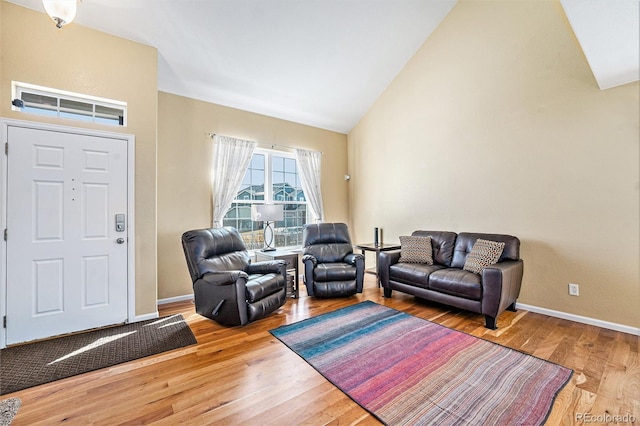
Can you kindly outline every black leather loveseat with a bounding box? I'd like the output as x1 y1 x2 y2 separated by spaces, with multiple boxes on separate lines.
379 231 523 329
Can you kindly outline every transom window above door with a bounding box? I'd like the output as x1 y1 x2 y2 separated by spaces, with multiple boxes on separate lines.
11 81 127 127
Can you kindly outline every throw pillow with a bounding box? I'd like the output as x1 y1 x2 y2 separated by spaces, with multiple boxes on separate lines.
399 235 433 265
463 239 506 274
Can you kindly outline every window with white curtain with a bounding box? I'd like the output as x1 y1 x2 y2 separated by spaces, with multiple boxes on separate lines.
222 148 308 249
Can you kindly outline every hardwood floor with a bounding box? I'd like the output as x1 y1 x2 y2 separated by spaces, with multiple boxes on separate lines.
6 275 639 425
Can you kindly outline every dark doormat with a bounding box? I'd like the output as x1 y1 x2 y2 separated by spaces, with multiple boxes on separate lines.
0 314 197 395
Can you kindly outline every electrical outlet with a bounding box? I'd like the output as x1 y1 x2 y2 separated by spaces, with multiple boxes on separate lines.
568 283 579 296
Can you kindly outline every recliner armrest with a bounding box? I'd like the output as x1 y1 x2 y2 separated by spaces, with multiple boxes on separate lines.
301 254 317 296
194 271 248 325
345 253 365 293
247 260 286 276
344 253 364 265
302 254 317 267
199 270 249 286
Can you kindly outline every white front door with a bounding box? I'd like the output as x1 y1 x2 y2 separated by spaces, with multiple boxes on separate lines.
5 125 129 345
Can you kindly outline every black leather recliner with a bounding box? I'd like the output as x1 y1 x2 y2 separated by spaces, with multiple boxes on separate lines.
181 227 287 326
302 223 364 297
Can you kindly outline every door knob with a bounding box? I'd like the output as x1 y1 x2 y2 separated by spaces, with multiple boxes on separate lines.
116 238 125 244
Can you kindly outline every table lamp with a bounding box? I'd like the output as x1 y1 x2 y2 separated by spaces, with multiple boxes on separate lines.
251 204 284 251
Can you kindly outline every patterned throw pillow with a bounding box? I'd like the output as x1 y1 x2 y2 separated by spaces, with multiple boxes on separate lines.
399 236 433 265
463 239 506 274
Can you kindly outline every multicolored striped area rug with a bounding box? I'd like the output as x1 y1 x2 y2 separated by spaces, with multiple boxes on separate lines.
270 301 572 426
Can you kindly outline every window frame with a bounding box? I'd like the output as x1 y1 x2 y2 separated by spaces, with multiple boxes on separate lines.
11 81 127 127
223 148 308 250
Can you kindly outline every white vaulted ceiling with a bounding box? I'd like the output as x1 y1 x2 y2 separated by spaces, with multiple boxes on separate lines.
561 0 639 90
5 0 639 134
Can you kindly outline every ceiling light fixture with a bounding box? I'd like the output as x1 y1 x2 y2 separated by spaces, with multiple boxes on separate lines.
42 0 80 29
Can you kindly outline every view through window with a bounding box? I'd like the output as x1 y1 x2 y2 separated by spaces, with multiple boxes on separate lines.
12 81 126 126
223 149 307 249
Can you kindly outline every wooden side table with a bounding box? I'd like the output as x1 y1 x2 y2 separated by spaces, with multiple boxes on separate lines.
254 249 299 298
355 243 401 287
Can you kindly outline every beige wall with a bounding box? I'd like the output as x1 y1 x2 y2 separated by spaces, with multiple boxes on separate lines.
157 91 348 299
3 1 636 329
348 0 640 328
0 2 159 316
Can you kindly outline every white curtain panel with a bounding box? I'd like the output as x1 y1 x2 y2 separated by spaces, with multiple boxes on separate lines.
211 135 256 227
294 148 324 223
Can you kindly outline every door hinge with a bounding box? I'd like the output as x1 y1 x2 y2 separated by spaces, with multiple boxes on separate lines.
3 316 6 328
4 143 7 155
3 229 6 241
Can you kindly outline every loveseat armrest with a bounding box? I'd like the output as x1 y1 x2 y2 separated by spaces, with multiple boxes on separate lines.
378 250 402 290
481 259 524 320
247 260 287 277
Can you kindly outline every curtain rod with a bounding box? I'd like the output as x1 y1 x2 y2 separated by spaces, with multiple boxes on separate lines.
207 132 322 154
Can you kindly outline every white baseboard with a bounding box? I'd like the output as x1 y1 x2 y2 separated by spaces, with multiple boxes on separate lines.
516 303 639 336
153 296 639 335
157 294 194 305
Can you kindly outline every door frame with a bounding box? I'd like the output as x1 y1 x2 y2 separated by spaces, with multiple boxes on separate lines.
0 118 136 348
